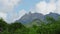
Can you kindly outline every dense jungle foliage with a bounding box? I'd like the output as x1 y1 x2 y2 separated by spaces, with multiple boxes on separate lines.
0 16 60 34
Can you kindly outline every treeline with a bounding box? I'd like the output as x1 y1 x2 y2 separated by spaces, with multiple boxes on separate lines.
0 16 60 34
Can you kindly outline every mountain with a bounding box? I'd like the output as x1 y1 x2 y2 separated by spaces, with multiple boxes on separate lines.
16 12 44 24
16 12 60 24
45 12 60 20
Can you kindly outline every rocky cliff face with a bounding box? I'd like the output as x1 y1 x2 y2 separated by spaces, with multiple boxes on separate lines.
16 12 60 24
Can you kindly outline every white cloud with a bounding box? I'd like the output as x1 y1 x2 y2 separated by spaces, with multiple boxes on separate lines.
36 1 47 14
50 0 56 3
0 0 21 23
0 12 7 21
12 9 27 23
6 9 27 23
18 9 27 19
0 0 60 23
35 0 56 15
0 0 21 13
55 0 60 14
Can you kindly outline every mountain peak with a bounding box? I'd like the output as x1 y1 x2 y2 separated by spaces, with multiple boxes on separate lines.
16 12 60 24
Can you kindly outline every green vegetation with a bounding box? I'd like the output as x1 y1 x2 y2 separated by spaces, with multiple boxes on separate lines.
0 16 60 34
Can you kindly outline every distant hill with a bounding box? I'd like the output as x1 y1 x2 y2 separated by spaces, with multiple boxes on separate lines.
16 12 60 24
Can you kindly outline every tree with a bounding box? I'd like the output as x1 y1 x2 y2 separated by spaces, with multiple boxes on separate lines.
8 21 25 32
0 18 8 32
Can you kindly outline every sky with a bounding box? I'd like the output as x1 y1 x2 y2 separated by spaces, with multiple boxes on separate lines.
0 0 60 23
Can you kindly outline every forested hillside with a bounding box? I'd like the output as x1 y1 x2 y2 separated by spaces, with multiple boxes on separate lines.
0 16 60 34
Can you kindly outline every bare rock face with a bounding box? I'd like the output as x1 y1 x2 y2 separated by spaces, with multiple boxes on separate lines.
16 12 60 24
17 12 44 24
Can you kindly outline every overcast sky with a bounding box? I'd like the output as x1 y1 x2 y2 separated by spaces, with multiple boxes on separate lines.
0 0 60 23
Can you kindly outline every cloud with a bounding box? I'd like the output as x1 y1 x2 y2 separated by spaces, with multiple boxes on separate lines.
0 0 60 23
5 9 27 23
0 12 7 21
13 9 27 22
0 0 21 13
0 0 21 23
18 9 27 18
55 0 60 14
35 0 56 15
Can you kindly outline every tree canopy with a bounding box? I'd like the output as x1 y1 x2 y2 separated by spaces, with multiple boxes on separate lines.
0 16 60 34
